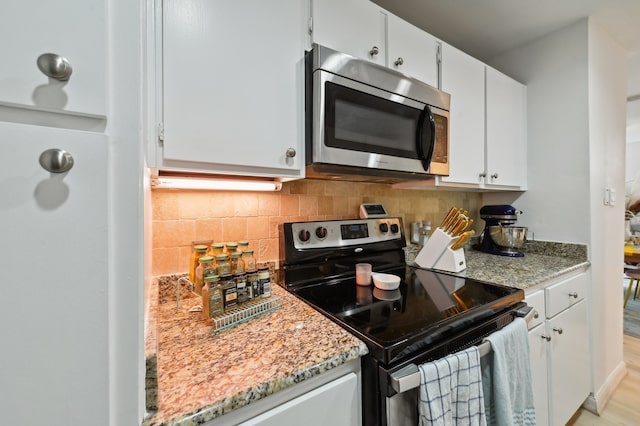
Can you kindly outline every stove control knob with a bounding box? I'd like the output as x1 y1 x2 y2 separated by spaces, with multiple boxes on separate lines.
315 226 328 239
379 223 389 233
298 229 311 242
390 223 400 234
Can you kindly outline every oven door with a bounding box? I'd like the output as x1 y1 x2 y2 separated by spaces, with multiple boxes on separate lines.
311 69 449 176
374 303 533 426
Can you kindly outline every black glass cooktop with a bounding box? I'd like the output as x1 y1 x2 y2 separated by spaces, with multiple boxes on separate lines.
291 265 523 364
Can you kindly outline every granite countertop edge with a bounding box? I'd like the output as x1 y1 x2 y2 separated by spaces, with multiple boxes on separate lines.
406 239 590 290
156 344 368 426
144 279 368 426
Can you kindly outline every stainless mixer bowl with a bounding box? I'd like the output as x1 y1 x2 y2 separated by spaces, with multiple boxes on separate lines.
488 225 527 248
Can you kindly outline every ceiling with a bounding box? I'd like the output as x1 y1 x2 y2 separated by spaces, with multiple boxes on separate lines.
371 0 640 96
371 0 640 134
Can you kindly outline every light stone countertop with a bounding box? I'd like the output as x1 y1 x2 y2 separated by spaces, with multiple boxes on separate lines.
406 239 590 290
143 281 368 426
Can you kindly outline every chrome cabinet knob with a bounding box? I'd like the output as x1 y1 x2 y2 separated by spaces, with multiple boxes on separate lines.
541 335 551 342
479 172 487 178
491 173 499 179
553 327 563 334
533 311 539 319
569 292 578 298
369 46 379 57
39 148 74 173
286 148 296 158
37 53 73 81
394 57 404 67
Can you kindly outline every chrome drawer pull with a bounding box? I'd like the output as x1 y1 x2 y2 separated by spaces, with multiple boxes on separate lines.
569 292 578 298
553 327 563 334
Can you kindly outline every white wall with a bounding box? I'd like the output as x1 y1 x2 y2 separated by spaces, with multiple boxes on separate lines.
587 20 627 406
626 50 640 202
626 139 640 196
484 18 627 413
483 21 590 244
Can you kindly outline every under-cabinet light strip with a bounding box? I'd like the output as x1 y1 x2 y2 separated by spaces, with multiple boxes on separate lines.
153 177 282 191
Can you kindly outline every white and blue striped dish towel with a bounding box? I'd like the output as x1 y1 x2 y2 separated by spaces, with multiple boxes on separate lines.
481 317 536 425
418 346 487 426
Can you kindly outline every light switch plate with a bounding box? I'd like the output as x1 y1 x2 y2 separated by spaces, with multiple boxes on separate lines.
610 188 616 206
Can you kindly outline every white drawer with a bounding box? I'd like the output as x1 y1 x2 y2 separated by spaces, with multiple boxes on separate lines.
545 273 587 318
524 289 545 329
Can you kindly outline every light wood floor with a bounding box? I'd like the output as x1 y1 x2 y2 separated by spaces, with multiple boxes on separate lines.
568 334 640 425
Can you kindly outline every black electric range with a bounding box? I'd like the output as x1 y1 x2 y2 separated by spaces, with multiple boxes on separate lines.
279 217 525 425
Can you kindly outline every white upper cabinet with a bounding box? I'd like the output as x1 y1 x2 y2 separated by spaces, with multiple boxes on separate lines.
155 0 306 179
439 42 486 187
311 1 438 86
386 13 439 87
0 0 106 117
311 0 386 65
426 47 526 191
485 66 527 189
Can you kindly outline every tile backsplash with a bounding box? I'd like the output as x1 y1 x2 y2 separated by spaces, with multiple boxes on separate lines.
151 179 482 276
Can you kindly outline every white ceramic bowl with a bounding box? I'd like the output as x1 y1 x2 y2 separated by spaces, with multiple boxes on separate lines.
373 288 401 301
372 273 401 290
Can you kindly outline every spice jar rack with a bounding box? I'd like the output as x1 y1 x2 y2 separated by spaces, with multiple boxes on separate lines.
211 292 282 333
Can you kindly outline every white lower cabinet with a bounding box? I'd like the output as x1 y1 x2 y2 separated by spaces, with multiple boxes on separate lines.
241 373 359 426
547 299 590 425
203 361 361 426
525 290 549 425
526 272 590 426
528 322 550 425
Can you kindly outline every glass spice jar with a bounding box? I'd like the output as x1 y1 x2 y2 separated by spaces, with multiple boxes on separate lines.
229 252 245 274
246 269 259 300
189 244 209 284
195 256 215 295
224 242 238 255
203 275 223 319
242 250 256 271
215 254 231 275
208 243 224 257
237 240 250 252
257 265 271 298
220 273 237 310
234 272 248 304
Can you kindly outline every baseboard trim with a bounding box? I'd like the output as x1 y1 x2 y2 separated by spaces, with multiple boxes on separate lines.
582 361 627 414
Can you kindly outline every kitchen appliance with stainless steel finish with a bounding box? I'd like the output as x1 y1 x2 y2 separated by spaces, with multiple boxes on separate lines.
305 44 450 183
476 204 527 257
280 217 528 425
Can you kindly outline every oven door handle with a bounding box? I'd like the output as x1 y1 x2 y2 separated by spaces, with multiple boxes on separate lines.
389 306 534 394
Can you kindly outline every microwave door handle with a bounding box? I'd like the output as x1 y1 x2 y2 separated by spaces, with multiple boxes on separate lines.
416 105 436 171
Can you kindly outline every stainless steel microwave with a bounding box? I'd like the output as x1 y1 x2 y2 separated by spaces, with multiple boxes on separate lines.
305 44 450 182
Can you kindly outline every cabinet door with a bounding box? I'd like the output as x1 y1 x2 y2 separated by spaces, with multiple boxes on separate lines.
0 122 109 424
241 373 359 426
386 13 438 87
161 0 305 178
547 300 590 426
439 43 485 186
0 0 106 117
528 323 550 426
485 67 527 188
311 0 386 65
